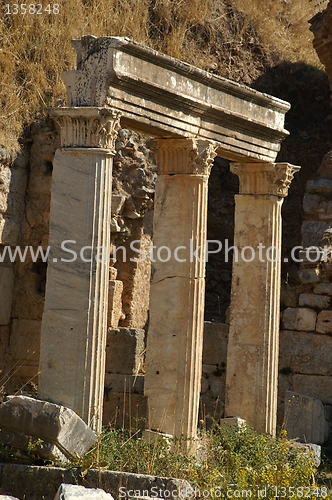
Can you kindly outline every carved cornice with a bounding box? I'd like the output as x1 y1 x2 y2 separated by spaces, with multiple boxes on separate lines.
50 107 121 150
157 138 218 176
230 162 301 197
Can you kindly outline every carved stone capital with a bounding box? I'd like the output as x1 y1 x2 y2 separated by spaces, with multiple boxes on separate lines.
157 138 218 176
230 162 301 197
50 107 121 150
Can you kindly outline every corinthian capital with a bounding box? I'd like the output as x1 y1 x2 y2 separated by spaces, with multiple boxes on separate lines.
157 138 218 176
50 107 121 151
230 162 301 197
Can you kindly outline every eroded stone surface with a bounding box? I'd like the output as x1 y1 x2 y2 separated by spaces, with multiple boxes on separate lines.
54 484 114 500
282 307 317 331
39 108 120 431
298 293 330 309
284 390 329 445
0 396 97 461
145 138 217 439
225 162 300 436
106 328 145 375
316 310 332 334
279 330 332 376
63 36 290 163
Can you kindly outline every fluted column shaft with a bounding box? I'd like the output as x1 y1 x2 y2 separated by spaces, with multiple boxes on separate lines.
144 138 217 439
225 162 300 436
38 108 121 432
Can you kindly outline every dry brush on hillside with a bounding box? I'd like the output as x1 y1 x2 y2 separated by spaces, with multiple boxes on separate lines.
0 0 327 153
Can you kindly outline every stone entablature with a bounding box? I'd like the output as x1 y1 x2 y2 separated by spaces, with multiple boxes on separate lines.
62 36 290 163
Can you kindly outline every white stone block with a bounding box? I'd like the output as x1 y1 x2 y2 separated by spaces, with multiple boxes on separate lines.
0 396 97 462
54 484 114 500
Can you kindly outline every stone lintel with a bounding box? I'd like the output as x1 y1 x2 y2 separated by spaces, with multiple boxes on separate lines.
230 162 301 197
50 107 121 150
61 36 291 163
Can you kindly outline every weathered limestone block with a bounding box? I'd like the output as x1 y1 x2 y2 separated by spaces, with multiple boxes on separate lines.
225 162 300 437
282 307 316 331
54 484 114 500
299 267 321 284
307 178 332 195
279 330 332 376
108 280 125 328
315 283 332 295
0 464 192 499
106 328 145 375
284 391 329 445
202 322 228 366
0 396 97 461
298 293 330 309
0 267 14 325
116 232 152 329
316 310 332 334
303 193 322 214
292 374 332 405
302 221 329 248
145 138 217 439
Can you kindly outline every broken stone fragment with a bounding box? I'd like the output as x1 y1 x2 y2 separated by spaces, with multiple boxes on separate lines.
0 396 97 462
54 484 114 500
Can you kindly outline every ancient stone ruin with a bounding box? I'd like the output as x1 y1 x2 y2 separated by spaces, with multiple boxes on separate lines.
2 20 332 453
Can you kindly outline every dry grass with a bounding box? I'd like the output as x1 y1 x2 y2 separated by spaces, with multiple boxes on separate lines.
0 0 328 153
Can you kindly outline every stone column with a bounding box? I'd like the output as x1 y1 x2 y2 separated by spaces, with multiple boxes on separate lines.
144 138 217 440
38 107 121 432
225 162 300 436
